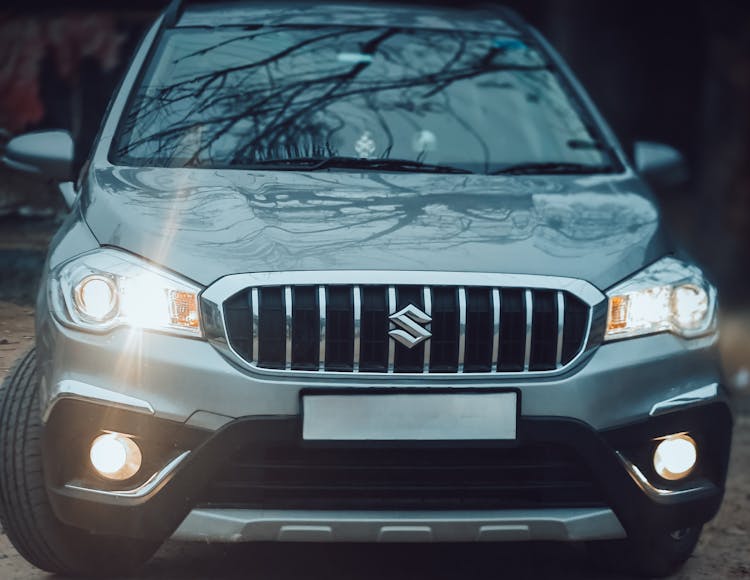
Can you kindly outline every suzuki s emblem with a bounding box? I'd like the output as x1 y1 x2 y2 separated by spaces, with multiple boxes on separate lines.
388 304 432 349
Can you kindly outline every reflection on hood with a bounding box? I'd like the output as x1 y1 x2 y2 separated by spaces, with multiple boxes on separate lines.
83 166 667 289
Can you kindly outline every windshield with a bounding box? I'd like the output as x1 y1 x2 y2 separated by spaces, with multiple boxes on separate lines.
112 26 616 173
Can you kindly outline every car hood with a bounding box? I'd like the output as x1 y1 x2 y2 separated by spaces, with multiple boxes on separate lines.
82 167 669 290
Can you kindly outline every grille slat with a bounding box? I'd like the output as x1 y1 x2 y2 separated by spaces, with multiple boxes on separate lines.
498 289 525 372
325 286 354 371
556 291 565 368
430 287 459 372
422 287 432 374
523 289 533 371
318 286 326 371
387 286 396 373
291 287 318 371
491 288 501 372
457 287 467 373
251 287 259 363
224 284 590 375
465 288 493 373
353 286 362 372
224 291 252 360
529 290 558 371
562 293 588 365
258 287 285 368
284 286 293 370
360 286 388 372
394 286 425 373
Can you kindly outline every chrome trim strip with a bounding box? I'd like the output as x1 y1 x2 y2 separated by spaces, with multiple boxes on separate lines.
555 291 565 368
251 287 259 363
422 287 432 374
387 286 396 373
457 287 467 373
65 451 189 500
205 271 603 305
172 507 626 543
43 380 154 423
649 383 719 416
616 452 713 503
523 289 533 371
352 285 362 373
491 288 500 373
200 271 604 380
318 286 326 371
284 286 293 371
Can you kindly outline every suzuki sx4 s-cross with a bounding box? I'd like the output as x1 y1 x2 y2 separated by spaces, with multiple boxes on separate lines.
0 1 732 577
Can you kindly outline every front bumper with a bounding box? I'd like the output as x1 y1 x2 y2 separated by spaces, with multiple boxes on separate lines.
42 397 732 544
36 292 732 543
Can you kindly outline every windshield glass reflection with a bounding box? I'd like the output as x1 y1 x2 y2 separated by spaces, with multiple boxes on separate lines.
114 26 613 173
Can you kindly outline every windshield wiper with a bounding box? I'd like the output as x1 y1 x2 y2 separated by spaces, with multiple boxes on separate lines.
491 162 616 175
237 156 472 174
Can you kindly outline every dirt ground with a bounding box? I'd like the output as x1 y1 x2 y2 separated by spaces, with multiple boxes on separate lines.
0 299 748 579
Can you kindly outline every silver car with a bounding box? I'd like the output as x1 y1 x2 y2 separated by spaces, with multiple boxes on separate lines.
0 1 732 577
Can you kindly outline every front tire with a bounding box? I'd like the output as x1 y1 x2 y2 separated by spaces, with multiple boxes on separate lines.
587 525 702 577
0 348 160 577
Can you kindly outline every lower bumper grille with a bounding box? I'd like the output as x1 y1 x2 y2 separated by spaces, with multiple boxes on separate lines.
198 444 606 511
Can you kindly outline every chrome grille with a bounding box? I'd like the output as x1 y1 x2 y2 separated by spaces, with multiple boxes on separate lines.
221 283 592 375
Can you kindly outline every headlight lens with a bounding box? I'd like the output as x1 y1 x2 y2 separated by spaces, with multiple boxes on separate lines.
605 257 716 341
50 249 202 337
73 275 118 322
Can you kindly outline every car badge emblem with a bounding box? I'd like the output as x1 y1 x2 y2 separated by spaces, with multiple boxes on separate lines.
388 304 432 349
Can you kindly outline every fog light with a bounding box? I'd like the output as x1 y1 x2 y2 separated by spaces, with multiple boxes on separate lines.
90 433 142 481
653 433 697 481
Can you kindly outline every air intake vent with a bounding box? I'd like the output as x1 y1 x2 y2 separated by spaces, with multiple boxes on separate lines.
198 442 606 511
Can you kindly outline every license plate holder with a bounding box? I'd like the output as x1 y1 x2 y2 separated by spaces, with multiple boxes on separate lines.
301 390 518 441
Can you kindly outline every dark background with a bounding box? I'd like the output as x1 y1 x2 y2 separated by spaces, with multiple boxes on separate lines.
1 0 749 305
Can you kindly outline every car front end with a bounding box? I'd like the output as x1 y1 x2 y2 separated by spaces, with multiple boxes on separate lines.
36 240 731 546
0 2 733 577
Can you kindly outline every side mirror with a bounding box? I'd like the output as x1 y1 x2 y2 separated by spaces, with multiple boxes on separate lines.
1 130 74 182
634 141 689 188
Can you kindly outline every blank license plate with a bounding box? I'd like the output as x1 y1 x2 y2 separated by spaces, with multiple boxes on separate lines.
302 392 517 441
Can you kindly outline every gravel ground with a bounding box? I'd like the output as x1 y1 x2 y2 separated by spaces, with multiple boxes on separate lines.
0 299 748 579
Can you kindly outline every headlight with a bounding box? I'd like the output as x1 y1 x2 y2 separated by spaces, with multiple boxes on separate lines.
50 248 202 337
604 257 716 341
